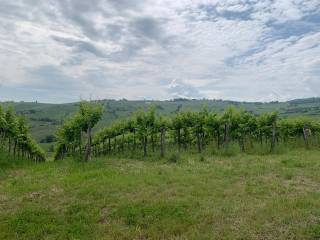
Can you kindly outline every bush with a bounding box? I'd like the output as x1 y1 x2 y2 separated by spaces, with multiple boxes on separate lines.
167 152 180 163
40 135 57 143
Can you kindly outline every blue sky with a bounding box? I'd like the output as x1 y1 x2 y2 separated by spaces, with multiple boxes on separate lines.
0 0 319 103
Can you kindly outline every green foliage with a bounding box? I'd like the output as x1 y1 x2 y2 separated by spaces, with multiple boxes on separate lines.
40 135 56 143
78 101 103 131
167 152 180 163
54 101 103 161
92 106 320 159
199 155 205 162
5 98 320 144
0 104 45 162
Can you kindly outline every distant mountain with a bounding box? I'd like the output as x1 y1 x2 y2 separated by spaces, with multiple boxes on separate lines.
1 98 320 143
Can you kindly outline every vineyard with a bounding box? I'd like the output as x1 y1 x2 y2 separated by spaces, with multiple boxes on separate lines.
1 101 319 163
0 105 45 162
1 102 320 239
54 102 320 161
4 98 320 145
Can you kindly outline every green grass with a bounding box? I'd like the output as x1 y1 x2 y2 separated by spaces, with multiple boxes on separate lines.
0 150 320 239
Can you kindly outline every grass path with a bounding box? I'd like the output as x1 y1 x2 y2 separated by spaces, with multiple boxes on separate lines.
0 151 319 239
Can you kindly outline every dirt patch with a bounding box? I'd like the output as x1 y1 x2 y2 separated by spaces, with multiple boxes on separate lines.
23 191 43 201
97 207 110 225
8 170 26 179
29 191 42 199
51 186 63 194
0 194 9 203
283 176 319 193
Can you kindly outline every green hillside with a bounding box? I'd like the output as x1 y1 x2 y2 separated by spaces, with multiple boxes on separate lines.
2 97 320 144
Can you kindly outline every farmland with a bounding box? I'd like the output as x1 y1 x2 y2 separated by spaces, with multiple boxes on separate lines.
2 98 320 143
1 99 320 239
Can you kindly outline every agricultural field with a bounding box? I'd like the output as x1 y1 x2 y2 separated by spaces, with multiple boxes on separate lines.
0 149 319 239
3 97 320 144
1 100 320 239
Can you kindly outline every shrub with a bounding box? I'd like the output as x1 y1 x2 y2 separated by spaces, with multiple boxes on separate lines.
167 152 180 163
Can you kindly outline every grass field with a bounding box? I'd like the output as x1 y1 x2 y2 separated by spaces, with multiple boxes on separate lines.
0 150 320 239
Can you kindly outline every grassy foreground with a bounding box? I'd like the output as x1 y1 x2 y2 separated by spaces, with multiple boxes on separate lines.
0 151 320 239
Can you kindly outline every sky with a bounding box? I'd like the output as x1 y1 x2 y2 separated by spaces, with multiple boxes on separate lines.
0 0 319 103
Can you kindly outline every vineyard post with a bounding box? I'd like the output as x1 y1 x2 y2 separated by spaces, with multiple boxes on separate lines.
143 135 147 156
84 123 92 161
302 125 309 149
271 116 277 152
160 127 166 157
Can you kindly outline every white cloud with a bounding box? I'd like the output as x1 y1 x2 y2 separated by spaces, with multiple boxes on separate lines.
0 0 319 102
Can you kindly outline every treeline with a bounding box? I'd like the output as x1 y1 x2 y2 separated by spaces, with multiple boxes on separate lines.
0 105 46 162
54 102 320 160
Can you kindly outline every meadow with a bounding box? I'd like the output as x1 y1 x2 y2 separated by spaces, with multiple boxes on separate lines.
1 149 319 239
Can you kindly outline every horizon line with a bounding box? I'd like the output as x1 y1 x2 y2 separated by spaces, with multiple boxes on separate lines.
1 96 320 105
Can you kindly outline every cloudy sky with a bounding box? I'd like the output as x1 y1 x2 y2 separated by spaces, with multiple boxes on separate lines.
0 0 319 103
